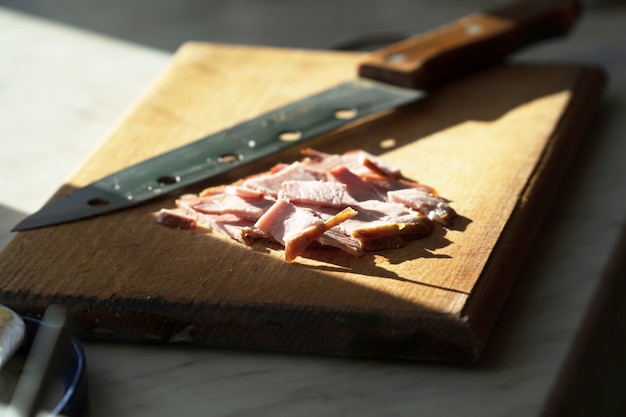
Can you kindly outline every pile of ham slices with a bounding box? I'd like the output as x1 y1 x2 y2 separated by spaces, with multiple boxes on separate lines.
157 149 456 262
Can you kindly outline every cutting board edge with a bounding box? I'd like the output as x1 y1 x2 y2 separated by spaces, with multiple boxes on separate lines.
1 290 480 364
459 64 608 354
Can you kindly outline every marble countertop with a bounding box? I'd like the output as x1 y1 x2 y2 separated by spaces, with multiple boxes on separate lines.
1 3 626 416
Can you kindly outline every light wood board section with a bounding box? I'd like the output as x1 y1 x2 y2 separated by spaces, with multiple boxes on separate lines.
0 42 605 362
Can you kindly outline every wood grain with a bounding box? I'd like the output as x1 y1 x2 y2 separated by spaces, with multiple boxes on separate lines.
0 42 605 363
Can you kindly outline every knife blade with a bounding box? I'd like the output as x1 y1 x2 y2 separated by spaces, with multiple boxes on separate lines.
13 0 580 231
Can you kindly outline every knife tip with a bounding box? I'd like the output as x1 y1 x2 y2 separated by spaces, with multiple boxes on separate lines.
11 218 37 232
11 213 57 232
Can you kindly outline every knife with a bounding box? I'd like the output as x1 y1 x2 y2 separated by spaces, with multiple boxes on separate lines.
13 0 580 231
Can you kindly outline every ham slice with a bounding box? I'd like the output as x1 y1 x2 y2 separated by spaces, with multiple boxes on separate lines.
192 194 273 221
254 199 322 246
278 180 347 208
301 148 402 178
254 199 357 262
326 165 381 202
156 208 196 229
284 207 357 262
387 188 456 226
241 162 322 196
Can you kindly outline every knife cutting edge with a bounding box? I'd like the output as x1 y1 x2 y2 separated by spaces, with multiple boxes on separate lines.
13 0 580 231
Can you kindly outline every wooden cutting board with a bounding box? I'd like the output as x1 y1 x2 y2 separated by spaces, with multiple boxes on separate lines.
0 42 605 363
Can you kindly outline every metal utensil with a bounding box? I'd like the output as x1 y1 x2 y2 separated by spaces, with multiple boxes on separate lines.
1 306 68 417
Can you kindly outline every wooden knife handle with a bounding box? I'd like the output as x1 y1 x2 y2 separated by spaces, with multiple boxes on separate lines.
358 0 580 90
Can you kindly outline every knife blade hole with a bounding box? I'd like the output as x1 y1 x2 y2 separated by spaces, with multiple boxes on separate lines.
87 198 110 207
379 138 397 149
157 175 180 185
278 131 302 142
218 154 241 163
334 108 358 120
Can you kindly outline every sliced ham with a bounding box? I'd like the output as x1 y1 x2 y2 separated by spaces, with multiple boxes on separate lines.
191 193 273 221
241 162 321 196
176 197 262 244
387 188 457 226
316 227 364 257
326 165 381 203
278 180 347 208
254 199 357 262
158 148 457 262
352 150 402 178
284 207 357 263
254 199 322 246
308 200 434 251
362 174 438 196
223 185 265 199
301 148 401 178
156 208 196 229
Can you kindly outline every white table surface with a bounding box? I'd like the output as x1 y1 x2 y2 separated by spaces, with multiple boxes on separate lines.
1 4 626 416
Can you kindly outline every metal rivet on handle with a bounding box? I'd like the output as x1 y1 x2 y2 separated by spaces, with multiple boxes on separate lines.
385 53 407 64
464 23 483 35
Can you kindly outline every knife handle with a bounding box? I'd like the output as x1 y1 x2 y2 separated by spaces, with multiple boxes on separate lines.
358 0 580 90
